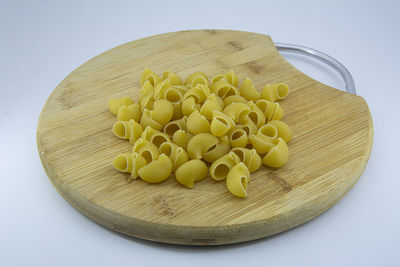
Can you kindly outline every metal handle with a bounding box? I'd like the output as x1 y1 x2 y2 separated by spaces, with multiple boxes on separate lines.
275 43 356 95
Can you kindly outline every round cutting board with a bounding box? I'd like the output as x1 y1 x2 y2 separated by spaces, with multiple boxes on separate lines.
37 30 373 245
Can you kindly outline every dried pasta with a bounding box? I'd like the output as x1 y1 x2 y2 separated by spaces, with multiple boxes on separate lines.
110 68 292 198
109 96 135 115
210 152 240 181
187 110 211 135
226 163 250 198
261 83 290 102
187 133 219 159
175 159 208 188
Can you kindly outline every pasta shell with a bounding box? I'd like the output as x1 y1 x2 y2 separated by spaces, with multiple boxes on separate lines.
185 71 209 88
247 101 266 128
187 133 219 159
138 81 154 102
223 95 248 106
139 92 155 112
187 110 211 135
129 152 147 181
239 77 260 102
141 126 171 148
108 96 134 115
172 130 193 150
249 124 278 154
210 110 235 137
228 127 248 148
226 163 250 198
255 99 284 122
223 102 251 123
181 96 200 116
140 67 161 87
162 71 183 85
182 84 211 104
261 83 290 102
132 138 160 164
210 152 240 181
149 99 174 126
269 120 292 143
200 93 223 120
231 147 262 173
210 80 239 98
164 117 188 136
112 153 132 173
140 108 163 131
225 70 239 87
138 154 172 183
203 136 231 163
159 142 189 171
238 116 258 137
262 137 289 168
112 119 143 144
117 103 141 122
175 160 208 188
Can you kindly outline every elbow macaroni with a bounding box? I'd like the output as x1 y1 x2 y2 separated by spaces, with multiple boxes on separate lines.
110 68 292 198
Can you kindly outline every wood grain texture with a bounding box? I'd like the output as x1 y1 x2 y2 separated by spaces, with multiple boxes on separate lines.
36 30 373 245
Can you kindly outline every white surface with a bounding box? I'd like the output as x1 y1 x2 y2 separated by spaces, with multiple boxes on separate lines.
1 1 399 266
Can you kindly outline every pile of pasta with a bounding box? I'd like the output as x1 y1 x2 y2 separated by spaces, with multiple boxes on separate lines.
109 68 292 198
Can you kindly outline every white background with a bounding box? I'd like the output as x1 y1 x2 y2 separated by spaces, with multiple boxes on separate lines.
1 1 399 266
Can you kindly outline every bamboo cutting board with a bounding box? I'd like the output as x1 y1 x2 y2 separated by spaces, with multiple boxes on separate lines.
37 30 373 245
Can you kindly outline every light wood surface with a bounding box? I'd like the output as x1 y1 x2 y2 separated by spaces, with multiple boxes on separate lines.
36 30 373 245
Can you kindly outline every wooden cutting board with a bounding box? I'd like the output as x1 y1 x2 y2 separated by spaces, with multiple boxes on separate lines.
36 30 373 245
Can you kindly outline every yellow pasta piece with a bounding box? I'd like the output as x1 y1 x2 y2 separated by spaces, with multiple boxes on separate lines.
113 119 143 144
203 136 231 163
112 152 147 181
162 70 183 85
149 99 174 126
262 137 289 168
112 152 132 173
230 147 262 173
159 142 189 171
182 84 211 104
141 126 171 148
171 102 183 120
140 67 161 87
238 117 258 137
117 103 141 122
239 77 260 102
223 102 251 123
247 101 266 128
181 96 200 116
249 124 278 154
200 93 223 120
187 110 211 135
172 129 193 150
211 74 226 85
269 120 292 143
109 96 135 115
187 133 219 159
140 108 163 131
228 126 248 148
184 71 209 88
132 138 160 164
138 154 172 183
139 91 155 112
164 117 188 136
210 80 239 98
210 110 235 137
175 159 208 188
226 163 250 198
261 83 290 102
223 95 248 106
224 70 239 87
210 152 240 181
154 79 184 104
138 80 154 102
255 99 284 122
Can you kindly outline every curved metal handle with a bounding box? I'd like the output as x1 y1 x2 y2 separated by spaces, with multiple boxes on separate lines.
275 43 356 95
